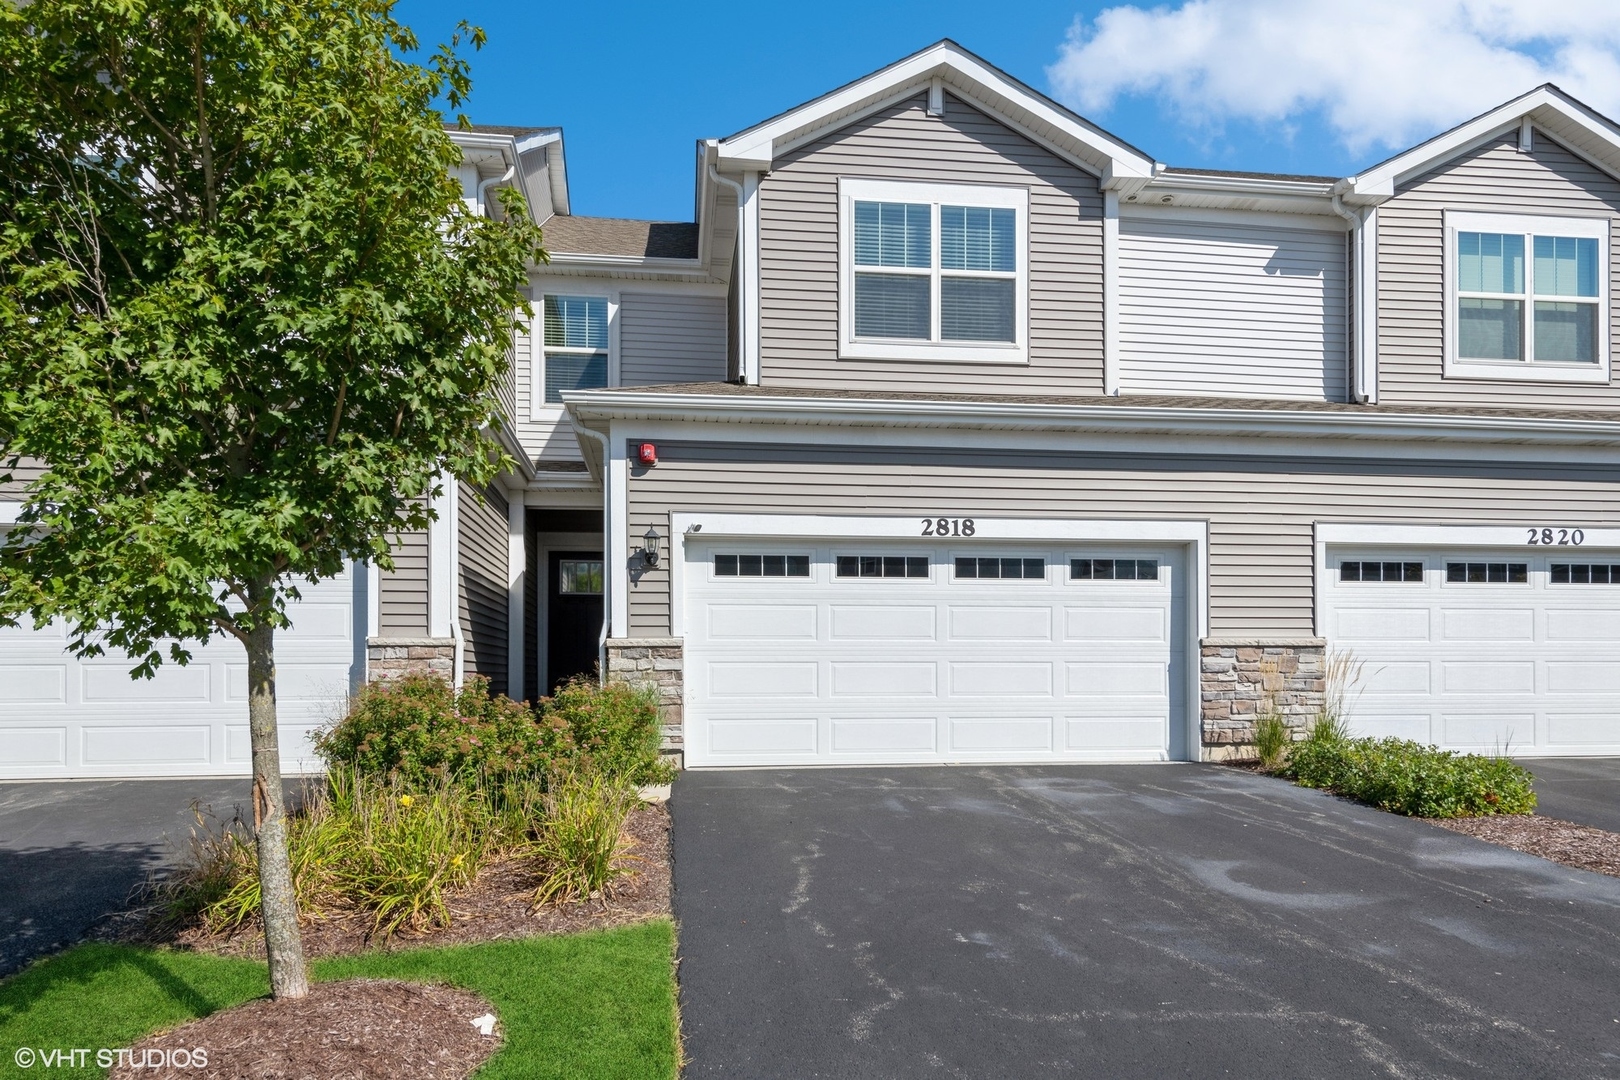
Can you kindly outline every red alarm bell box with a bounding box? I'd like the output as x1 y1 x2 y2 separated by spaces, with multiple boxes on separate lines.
637 442 658 465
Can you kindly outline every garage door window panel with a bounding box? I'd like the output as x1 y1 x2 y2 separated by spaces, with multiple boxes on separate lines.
836 555 929 579
1071 558 1160 581
1446 562 1528 584
1551 563 1620 584
1339 560 1424 583
714 554 810 578
955 557 1045 580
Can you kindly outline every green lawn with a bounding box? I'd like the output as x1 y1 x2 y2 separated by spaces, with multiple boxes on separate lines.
0 920 677 1079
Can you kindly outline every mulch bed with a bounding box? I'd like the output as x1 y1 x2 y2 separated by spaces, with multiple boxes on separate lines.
109 979 499 1080
105 802 671 960
1431 814 1620 879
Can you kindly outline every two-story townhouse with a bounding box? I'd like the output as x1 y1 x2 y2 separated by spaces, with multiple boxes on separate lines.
9 40 1620 778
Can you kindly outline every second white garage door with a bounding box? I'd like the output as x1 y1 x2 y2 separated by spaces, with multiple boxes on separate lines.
683 540 1189 767
1324 548 1620 755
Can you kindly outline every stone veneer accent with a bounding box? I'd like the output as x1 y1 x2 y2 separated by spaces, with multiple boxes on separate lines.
1200 638 1326 761
366 636 456 682
605 638 684 759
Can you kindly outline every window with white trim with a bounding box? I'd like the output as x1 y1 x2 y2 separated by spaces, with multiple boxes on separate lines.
838 178 1028 364
541 294 609 404
1445 212 1610 382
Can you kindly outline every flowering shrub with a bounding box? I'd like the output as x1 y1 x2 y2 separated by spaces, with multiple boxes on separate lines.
1287 724 1535 818
541 676 674 786
314 674 569 784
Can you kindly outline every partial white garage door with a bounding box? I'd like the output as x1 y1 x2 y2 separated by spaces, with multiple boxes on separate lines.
1324 549 1620 755
0 565 362 779
683 540 1188 766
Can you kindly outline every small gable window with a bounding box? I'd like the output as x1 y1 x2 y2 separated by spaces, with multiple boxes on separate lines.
840 179 1028 364
1446 212 1609 383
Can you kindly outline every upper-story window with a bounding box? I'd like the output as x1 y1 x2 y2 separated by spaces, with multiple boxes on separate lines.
838 178 1028 364
540 294 610 405
1445 211 1610 383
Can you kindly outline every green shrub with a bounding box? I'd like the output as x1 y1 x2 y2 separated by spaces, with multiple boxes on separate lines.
1286 733 1535 818
542 676 675 786
314 673 570 784
531 772 638 906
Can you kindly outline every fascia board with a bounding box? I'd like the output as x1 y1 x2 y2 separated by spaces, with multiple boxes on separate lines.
714 42 1153 180
1342 87 1620 200
560 389 1620 450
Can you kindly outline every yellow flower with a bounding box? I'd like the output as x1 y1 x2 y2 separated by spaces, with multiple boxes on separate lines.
450 854 465 868
399 795 414 808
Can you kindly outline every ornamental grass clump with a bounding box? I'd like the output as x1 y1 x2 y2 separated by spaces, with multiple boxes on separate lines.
530 772 639 906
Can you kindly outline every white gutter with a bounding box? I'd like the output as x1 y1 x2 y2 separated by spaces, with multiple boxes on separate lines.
561 388 1620 449
708 166 755 383
1330 193 1364 403
569 422 613 684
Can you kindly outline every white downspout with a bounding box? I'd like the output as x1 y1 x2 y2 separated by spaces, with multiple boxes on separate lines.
1330 193 1368 404
708 166 752 384
477 165 516 219
572 422 613 685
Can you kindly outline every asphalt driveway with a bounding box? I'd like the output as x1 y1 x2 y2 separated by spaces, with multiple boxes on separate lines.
672 765 1620 1079
1520 757 1620 833
0 779 259 977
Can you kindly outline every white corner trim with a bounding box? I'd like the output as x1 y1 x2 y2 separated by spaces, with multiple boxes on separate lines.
835 178 1030 365
366 560 381 640
1103 190 1120 395
1440 210 1611 384
606 425 631 637
427 476 457 639
506 496 526 700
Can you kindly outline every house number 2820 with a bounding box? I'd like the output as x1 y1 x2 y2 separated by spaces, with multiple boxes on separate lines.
1526 528 1584 545
922 518 975 536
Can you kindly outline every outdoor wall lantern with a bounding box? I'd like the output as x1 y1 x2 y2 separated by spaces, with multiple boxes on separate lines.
641 526 661 568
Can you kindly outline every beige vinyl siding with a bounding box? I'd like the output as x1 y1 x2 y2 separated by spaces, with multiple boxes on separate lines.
457 481 509 692
378 528 429 635
759 92 1104 395
624 441 1620 637
1378 130 1620 407
2 457 46 498
620 292 728 385
1118 215 1348 400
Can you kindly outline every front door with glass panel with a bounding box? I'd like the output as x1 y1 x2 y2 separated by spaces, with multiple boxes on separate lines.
548 552 604 692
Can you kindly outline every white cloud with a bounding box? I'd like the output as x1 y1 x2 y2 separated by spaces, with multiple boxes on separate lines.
1049 0 1620 155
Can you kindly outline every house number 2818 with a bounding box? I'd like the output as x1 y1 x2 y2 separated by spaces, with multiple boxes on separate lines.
922 518 975 536
1526 528 1584 545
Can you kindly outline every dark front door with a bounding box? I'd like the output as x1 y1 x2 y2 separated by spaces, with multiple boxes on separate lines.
548 551 604 692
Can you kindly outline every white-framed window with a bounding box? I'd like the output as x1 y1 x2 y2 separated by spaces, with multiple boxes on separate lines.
535 293 612 412
837 178 1029 364
1443 211 1611 383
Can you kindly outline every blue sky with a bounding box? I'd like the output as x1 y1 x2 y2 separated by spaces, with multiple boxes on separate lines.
394 0 1620 221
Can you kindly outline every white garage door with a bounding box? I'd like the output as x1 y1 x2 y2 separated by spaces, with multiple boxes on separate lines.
683 540 1188 767
1324 549 1620 755
0 565 362 779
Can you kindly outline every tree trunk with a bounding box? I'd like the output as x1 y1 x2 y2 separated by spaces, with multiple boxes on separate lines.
245 582 309 999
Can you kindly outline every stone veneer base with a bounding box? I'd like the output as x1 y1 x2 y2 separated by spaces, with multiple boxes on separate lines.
366 636 456 682
605 638 684 759
1199 637 1326 761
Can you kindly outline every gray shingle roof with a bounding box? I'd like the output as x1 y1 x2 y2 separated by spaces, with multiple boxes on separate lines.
541 216 699 260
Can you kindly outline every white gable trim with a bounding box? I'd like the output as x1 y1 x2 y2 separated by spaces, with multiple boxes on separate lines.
714 40 1154 190
1340 85 1620 203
